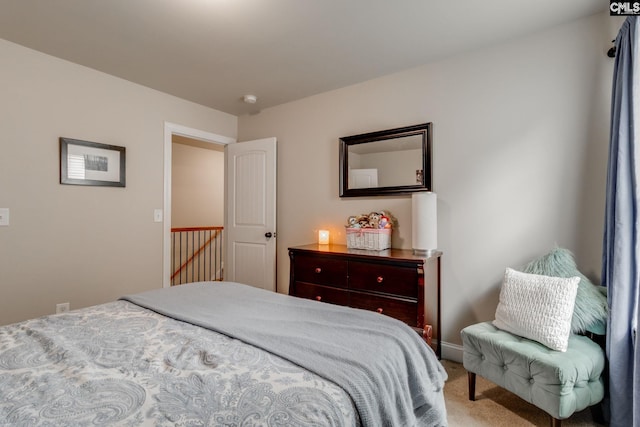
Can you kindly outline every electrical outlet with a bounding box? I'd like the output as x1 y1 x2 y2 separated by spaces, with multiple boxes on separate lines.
56 302 70 314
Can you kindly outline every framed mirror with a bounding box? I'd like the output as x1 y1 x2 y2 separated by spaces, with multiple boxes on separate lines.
339 122 432 197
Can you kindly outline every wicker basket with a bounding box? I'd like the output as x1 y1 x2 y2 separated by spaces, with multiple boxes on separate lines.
345 227 391 250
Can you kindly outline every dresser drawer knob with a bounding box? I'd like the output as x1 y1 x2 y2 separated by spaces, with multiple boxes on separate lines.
316 296 322 301
315 267 322 274
376 276 384 284
376 308 383 314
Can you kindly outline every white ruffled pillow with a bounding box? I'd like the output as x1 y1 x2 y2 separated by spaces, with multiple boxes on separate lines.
493 268 579 352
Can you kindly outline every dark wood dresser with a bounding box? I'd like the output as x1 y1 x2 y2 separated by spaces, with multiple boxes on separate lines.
288 244 442 358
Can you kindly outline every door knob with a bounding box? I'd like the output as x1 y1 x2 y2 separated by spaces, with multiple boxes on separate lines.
265 232 273 238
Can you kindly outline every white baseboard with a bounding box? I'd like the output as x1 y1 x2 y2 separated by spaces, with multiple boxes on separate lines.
440 341 464 363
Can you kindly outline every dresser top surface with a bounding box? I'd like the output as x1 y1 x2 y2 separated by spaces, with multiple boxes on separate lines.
289 244 441 262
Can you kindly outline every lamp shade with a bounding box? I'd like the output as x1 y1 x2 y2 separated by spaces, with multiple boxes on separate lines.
412 192 437 255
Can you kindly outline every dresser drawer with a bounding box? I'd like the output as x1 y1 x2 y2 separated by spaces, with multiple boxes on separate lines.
348 261 418 298
293 255 348 288
293 282 350 306
289 244 441 359
349 292 417 325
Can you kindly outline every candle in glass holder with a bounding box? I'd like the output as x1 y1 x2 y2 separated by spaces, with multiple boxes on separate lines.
318 230 330 245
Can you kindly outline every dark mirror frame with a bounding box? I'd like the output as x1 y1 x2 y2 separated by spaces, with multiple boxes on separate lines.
339 122 432 197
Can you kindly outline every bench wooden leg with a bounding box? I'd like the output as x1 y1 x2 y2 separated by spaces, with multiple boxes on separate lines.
590 402 605 424
550 416 561 427
467 372 476 401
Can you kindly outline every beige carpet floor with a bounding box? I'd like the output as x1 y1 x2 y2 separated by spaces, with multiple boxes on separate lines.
442 360 605 426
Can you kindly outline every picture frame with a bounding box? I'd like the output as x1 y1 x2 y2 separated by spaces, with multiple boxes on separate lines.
59 137 126 187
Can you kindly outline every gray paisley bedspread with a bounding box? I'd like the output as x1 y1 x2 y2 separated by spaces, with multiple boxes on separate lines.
0 300 358 426
124 282 447 427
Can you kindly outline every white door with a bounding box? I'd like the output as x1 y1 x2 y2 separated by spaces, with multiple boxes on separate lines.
349 168 378 188
225 137 277 291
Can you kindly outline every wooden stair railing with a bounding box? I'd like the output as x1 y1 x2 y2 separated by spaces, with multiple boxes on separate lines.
171 226 223 285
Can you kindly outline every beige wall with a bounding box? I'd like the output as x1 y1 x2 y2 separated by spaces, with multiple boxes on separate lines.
360 149 423 187
0 39 237 326
0 13 623 352
171 142 225 228
238 13 616 354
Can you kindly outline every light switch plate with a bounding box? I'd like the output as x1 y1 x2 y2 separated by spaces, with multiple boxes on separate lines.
153 209 163 223
0 208 9 226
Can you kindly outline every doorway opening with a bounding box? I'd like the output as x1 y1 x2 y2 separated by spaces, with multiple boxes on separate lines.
171 136 224 285
163 122 235 288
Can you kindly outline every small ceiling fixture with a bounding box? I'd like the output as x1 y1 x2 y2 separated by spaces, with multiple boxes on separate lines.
243 94 257 104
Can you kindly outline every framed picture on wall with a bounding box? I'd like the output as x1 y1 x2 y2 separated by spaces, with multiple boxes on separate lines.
59 137 126 187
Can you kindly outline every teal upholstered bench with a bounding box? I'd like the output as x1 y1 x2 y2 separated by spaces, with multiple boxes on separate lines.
461 321 605 427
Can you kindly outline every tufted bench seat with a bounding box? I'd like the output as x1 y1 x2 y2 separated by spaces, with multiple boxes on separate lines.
461 321 605 427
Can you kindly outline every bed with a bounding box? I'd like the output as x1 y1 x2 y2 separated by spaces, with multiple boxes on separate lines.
0 281 447 426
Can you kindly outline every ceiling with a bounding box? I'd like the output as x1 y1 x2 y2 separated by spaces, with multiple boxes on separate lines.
0 1 607 116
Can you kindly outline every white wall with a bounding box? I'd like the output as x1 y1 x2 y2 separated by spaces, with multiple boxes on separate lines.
238 12 616 352
0 39 237 326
